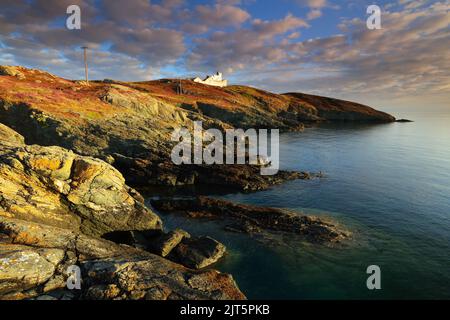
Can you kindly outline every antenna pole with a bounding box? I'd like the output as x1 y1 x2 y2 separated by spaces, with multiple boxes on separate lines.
81 46 89 85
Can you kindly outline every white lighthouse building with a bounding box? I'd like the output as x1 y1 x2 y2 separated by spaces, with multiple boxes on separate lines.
193 72 228 87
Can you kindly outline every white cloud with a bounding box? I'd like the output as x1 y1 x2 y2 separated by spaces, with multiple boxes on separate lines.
307 9 323 20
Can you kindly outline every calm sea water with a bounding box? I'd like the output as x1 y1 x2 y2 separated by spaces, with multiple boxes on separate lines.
152 111 450 299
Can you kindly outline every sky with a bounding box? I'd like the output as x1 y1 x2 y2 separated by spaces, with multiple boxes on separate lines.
0 0 449 111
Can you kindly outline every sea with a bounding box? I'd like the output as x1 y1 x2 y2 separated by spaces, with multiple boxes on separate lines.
146 110 450 299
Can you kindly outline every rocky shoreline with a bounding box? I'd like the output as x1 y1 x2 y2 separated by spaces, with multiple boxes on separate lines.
0 123 245 300
151 196 351 245
0 121 323 300
0 66 395 300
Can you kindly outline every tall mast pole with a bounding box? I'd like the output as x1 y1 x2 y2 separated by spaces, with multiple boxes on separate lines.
81 46 89 85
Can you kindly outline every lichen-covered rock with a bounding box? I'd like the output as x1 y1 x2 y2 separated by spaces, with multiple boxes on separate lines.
0 244 65 298
101 85 181 119
0 125 245 300
0 216 245 300
85 284 121 300
0 145 81 230
0 66 25 79
0 123 25 145
0 134 162 235
0 217 77 249
81 253 244 300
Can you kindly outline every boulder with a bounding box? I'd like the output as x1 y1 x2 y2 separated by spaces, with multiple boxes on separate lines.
0 66 25 79
0 216 245 300
171 236 226 269
147 229 190 257
0 133 162 235
102 229 225 270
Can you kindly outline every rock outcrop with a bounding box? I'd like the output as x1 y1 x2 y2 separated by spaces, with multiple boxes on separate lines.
0 124 245 300
0 66 25 80
170 236 226 269
147 229 191 257
151 196 351 244
0 217 244 300
284 92 396 123
0 123 25 145
0 131 162 236
103 229 227 270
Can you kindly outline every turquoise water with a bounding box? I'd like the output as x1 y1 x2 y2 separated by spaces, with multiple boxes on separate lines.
153 111 450 299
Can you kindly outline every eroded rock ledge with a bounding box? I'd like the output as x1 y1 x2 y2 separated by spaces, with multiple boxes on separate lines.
0 217 244 300
0 124 245 300
151 196 351 244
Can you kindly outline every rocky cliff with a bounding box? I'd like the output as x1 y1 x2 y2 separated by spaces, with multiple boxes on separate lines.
0 123 245 300
284 92 396 122
0 66 395 192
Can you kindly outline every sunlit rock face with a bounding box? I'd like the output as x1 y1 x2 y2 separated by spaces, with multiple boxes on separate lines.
0 124 245 300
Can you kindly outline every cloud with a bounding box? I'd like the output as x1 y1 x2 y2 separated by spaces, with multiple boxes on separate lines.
194 4 251 27
307 9 323 20
0 0 98 25
187 14 309 71
399 0 431 10
0 0 187 73
287 32 301 39
0 0 448 110
100 0 184 28
297 0 328 8
239 2 450 108
109 28 185 65
297 0 338 22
